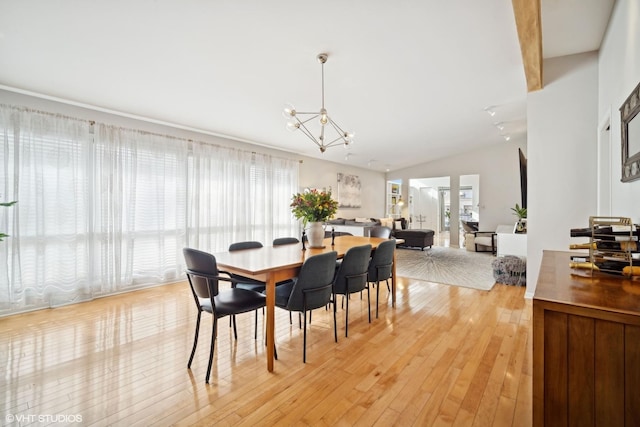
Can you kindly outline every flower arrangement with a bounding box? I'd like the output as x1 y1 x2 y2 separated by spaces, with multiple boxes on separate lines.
290 189 338 226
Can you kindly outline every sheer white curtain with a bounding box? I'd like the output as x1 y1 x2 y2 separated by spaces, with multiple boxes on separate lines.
92 124 189 295
186 140 299 252
0 106 94 311
0 104 299 316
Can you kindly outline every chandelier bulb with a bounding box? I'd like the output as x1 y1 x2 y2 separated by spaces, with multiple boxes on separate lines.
319 108 328 125
283 103 296 119
286 121 299 132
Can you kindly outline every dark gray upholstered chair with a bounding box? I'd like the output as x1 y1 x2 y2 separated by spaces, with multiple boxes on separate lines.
230 240 298 325
228 241 265 292
273 237 300 246
370 226 392 238
332 244 372 336
183 248 267 383
367 239 395 318
275 251 338 362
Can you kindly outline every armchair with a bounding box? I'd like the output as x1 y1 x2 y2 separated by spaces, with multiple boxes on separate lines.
472 224 515 254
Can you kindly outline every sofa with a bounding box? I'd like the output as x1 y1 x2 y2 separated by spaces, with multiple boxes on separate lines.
325 217 434 250
325 217 379 236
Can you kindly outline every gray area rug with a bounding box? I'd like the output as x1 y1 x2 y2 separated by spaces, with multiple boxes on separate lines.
395 246 496 291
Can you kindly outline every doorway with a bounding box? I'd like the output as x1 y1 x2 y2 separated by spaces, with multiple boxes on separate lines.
409 175 479 247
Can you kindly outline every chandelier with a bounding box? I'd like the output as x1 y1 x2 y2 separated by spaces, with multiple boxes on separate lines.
283 53 354 153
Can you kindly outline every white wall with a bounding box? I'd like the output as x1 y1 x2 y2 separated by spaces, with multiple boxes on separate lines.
599 0 640 221
298 157 386 218
388 138 526 233
527 0 640 298
527 51 599 297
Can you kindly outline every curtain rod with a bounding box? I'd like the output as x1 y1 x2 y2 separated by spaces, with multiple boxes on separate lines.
1 103 301 164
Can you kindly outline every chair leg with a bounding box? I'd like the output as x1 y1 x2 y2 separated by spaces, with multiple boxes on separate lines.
376 279 380 319
345 291 349 337
333 295 338 343
303 310 308 363
188 311 202 369
206 316 218 383
254 310 258 339
367 286 371 323
232 315 238 340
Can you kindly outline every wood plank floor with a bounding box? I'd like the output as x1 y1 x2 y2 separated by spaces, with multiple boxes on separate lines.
0 273 532 426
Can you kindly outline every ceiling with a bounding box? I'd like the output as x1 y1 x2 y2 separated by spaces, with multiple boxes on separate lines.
0 0 615 172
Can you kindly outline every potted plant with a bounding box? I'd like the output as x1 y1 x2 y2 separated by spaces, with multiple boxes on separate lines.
290 189 338 248
1 201 17 242
511 203 527 233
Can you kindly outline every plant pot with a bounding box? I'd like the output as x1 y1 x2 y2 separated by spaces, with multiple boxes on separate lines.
307 222 325 248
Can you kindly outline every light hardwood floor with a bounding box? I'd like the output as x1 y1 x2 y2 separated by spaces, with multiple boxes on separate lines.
1 270 532 426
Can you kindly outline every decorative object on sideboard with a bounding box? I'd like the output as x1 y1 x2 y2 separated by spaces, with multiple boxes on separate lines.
620 80 640 182
283 53 354 153
568 216 640 277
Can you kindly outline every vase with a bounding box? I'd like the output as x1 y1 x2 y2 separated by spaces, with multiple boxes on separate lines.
307 221 325 248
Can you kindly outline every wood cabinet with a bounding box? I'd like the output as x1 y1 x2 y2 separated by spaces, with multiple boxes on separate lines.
533 250 640 427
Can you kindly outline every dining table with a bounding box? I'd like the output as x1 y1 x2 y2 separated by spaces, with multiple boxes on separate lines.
212 235 399 372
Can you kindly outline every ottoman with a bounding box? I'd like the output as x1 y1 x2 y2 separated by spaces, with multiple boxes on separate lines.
491 256 526 286
392 229 435 251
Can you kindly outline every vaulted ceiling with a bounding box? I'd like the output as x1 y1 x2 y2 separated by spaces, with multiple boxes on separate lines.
0 0 615 171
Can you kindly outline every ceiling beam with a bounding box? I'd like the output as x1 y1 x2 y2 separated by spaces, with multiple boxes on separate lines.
512 0 543 92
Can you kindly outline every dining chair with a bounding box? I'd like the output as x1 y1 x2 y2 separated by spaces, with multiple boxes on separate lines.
228 241 266 292
230 240 296 327
273 237 300 246
369 226 392 238
332 244 372 337
226 241 267 334
183 248 267 383
274 251 338 362
367 239 396 319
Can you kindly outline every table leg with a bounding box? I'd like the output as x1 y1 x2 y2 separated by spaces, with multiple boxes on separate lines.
265 274 276 372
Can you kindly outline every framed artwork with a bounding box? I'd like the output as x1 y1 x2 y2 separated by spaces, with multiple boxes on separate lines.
391 183 399 194
621 80 640 182
337 173 361 208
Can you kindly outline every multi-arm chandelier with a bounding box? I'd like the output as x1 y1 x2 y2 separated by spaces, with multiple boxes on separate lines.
283 53 354 153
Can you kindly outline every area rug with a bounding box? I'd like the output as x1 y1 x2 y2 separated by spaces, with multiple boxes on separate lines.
395 246 496 291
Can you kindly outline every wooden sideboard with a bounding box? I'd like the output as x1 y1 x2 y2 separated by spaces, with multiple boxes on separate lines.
533 250 640 427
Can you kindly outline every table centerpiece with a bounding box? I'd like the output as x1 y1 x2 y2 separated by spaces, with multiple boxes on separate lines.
290 189 338 248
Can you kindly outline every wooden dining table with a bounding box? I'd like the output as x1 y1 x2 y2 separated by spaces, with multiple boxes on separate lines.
212 235 399 372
